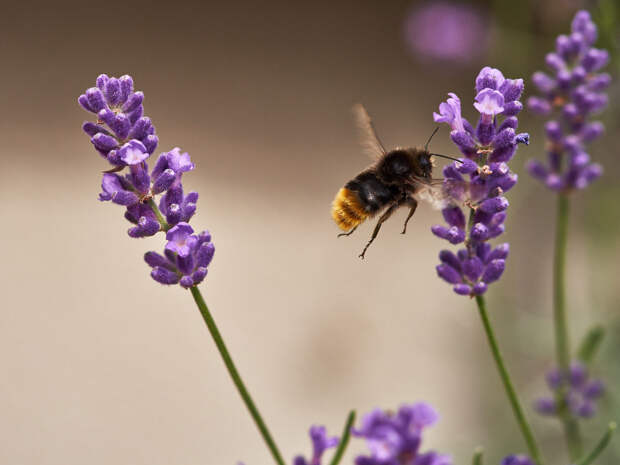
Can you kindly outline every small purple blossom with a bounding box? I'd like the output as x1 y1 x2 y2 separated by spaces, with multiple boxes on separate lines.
80 74 214 288
353 403 451 465
293 425 339 465
145 223 214 288
527 10 609 191
432 67 527 296
534 361 604 419
432 93 465 132
404 2 490 63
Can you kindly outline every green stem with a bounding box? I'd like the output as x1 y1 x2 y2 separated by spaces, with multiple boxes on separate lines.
475 296 544 465
147 197 171 232
189 286 286 465
554 194 583 460
575 422 616 465
328 410 356 465
472 447 484 465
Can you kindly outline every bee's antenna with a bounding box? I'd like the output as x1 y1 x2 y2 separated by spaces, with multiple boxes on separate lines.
424 126 462 164
429 153 463 164
424 126 440 151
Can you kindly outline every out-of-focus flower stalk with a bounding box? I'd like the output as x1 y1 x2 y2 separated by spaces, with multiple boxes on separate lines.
475 296 544 465
527 10 612 460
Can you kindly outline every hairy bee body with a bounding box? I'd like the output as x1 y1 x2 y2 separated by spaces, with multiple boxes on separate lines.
331 148 431 232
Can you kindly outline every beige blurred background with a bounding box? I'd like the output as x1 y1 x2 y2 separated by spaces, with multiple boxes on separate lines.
1 0 619 464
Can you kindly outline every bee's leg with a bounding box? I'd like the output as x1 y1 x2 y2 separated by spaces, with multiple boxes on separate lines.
337 225 358 237
400 197 418 235
359 203 399 259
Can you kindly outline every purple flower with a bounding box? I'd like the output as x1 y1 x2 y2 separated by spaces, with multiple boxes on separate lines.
404 2 490 63
500 455 535 465
534 361 604 420
80 74 214 287
473 89 504 123
353 403 452 465
527 10 609 191
432 66 527 296
145 223 214 288
79 74 158 166
433 93 465 132
293 425 339 465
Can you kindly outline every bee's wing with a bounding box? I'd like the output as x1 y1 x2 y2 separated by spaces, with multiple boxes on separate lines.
353 103 386 160
414 179 472 211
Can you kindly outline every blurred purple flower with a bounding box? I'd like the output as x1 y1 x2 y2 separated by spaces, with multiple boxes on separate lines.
404 1 490 63
527 10 610 191
535 361 605 419
501 455 535 465
293 425 339 465
353 403 451 465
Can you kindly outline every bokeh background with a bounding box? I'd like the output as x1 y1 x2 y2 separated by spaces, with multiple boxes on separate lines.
1 0 619 464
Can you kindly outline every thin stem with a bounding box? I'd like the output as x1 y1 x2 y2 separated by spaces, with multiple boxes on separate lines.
328 410 356 465
147 197 171 232
472 447 484 465
553 194 570 371
554 193 583 460
475 296 544 465
189 286 286 465
575 422 616 465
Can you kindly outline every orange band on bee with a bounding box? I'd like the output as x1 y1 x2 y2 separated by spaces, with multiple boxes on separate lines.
332 188 368 230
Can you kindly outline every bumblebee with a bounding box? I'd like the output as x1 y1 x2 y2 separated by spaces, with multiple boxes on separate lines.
332 104 459 259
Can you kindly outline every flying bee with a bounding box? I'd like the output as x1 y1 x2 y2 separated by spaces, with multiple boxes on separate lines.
331 104 461 259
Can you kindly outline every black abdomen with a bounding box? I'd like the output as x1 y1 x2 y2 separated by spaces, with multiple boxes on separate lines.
345 171 401 214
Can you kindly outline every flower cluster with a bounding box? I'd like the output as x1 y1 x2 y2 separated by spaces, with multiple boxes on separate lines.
353 403 451 465
432 67 529 296
79 74 214 288
535 361 604 419
79 74 158 166
293 426 339 465
527 10 610 191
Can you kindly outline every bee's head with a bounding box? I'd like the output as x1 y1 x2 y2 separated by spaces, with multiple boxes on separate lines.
414 150 433 180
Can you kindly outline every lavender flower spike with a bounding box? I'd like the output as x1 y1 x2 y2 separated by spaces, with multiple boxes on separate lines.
432 66 528 296
80 74 214 286
353 402 452 465
527 10 610 191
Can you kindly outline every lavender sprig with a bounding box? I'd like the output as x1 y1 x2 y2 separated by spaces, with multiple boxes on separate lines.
432 67 529 297
527 10 610 192
79 74 286 465
526 11 611 460
431 66 543 465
